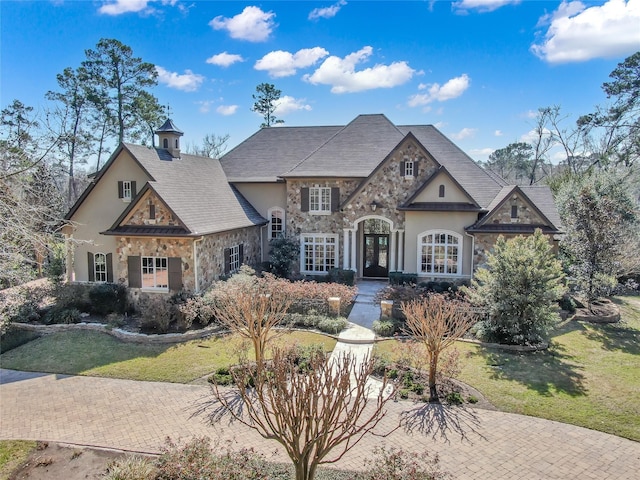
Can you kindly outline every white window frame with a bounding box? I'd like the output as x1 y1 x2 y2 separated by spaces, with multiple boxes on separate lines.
417 230 462 276
268 207 285 240
404 159 415 178
300 234 338 274
309 187 331 215
229 244 241 273
141 256 168 290
122 180 132 202
94 252 107 283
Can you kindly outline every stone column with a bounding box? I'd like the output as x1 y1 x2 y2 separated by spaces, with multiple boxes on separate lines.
397 229 405 272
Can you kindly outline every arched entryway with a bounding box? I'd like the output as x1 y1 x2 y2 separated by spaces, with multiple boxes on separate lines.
362 218 390 277
343 216 404 278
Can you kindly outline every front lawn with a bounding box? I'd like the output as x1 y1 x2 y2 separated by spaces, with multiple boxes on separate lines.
0 330 336 384
0 440 37 480
376 296 640 441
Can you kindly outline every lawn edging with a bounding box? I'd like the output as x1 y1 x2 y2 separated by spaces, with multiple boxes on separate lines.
375 333 548 352
10 322 226 344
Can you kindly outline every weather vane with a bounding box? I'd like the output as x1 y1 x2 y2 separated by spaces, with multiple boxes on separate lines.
165 103 172 118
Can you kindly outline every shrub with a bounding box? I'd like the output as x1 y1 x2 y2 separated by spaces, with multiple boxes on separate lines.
269 236 299 278
106 312 126 328
373 319 398 337
176 294 216 329
463 230 566 346
444 391 464 405
317 316 347 334
44 307 81 324
88 283 128 316
389 272 417 285
138 295 172 333
104 455 155 480
288 281 357 316
327 268 355 286
54 283 92 312
208 367 233 386
558 294 576 313
357 447 448 480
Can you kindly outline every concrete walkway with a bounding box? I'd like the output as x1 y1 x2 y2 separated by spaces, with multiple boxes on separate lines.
1 281 640 478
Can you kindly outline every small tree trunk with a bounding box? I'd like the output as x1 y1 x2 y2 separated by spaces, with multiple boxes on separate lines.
428 353 439 403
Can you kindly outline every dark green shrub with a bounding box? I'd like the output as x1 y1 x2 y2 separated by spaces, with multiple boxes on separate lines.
45 246 66 286
89 283 128 316
269 236 299 278
54 283 92 312
444 391 464 405
317 316 347 334
389 272 417 285
208 367 233 386
373 319 397 337
327 268 355 286
105 312 126 328
558 294 576 313
467 395 479 404
44 307 81 324
399 389 410 399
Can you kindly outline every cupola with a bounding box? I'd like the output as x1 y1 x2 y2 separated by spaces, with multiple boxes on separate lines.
156 118 184 159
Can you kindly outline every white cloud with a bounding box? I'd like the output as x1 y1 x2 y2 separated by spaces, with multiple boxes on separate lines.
156 66 205 92
520 128 553 144
309 0 347 20
196 100 213 113
408 74 471 107
453 0 520 13
469 147 496 159
99 0 151 15
531 0 640 63
274 96 312 115
209 6 276 42
303 46 415 93
494 130 503 136
254 47 329 77
98 0 179 15
206 52 244 67
217 105 238 116
450 127 477 140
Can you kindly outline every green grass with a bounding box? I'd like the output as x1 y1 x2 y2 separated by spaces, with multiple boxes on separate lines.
0 330 336 384
375 296 640 441
0 440 37 480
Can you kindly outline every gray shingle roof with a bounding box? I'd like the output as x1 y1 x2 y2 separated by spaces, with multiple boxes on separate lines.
220 125 342 182
122 144 266 235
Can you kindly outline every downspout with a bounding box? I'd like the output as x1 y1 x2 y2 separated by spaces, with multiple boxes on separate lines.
193 236 204 293
464 231 475 282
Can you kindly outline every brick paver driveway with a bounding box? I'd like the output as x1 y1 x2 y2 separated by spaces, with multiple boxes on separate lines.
1 369 638 479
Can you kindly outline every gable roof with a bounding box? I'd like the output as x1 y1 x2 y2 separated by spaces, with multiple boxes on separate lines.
400 165 480 209
220 125 342 182
68 143 265 236
219 114 509 209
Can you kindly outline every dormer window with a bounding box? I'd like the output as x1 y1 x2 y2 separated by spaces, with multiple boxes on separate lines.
118 180 136 202
439 185 445 198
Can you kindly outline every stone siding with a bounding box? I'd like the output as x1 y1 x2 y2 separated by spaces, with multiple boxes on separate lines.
125 190 180 227
473 232 558 268
342 138 439 229
489 193 545 225
115 236 193 288
196 226 262 291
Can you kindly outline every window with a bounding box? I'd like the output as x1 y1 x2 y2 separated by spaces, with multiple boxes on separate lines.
439 185 445 198
310 187 331 214
163 138 168 148
404 160 414 177
141 256 168 289
229 244 241 273
94 253 107 283
268 207 285 239
511 205 518 219
301 234 338 274
419 231 461 275
118 180 136 201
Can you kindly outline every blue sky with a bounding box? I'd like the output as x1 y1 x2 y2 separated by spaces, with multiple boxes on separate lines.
2 0 639 164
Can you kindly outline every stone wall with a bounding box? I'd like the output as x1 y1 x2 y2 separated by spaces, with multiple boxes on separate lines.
196 226 262 291
115 236 193 288
342 138 439 229
473 232 558 268
125 190 180 227
488 193 546 225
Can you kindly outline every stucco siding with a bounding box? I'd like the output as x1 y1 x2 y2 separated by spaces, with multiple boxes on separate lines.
413 172 472 203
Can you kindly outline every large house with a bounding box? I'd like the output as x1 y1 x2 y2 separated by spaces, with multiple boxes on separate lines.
63 114 562 294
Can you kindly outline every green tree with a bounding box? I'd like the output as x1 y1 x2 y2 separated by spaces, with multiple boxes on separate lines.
46 66 93 204
131 90 165 147
82 38 158 144
556 171 639 304
251 83 284 128
485 142 533 183
464 230 566 345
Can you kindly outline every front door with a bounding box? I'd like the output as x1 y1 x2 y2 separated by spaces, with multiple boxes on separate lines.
363 233 389 277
